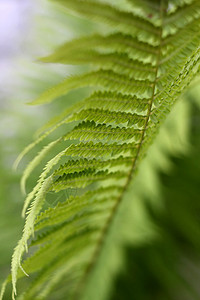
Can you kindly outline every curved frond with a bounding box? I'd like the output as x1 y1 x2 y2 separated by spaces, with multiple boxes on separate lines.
2 0 200 299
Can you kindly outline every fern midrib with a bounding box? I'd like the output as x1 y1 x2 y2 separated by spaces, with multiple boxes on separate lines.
71 2 166 300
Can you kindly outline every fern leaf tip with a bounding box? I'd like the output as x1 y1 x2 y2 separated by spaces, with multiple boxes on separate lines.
20 181 27 197
20 264 29 277
13 157 20 171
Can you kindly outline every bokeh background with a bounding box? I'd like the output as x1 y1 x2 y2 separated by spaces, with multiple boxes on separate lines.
1 1 200 299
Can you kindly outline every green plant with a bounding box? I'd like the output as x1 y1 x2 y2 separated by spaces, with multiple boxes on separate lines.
1 0 200 299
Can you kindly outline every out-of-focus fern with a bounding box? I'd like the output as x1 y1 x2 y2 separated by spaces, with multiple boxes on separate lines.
1 0 200 299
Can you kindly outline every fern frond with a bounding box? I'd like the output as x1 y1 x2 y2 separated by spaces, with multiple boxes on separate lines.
40 32 159 66
30 69 153 105
34 186 122 229
53 157 132 177
50 0 160 44
81 91 150 112
69 109 146 127
35 91 149 138
3 0 200 299
42 51 157 81
11 175 53 299
64 121 142 142
21 138 62 195
65 141 139 158
52 170 127 192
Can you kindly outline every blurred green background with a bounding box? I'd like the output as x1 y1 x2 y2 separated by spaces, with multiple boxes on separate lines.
0 1 200 299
